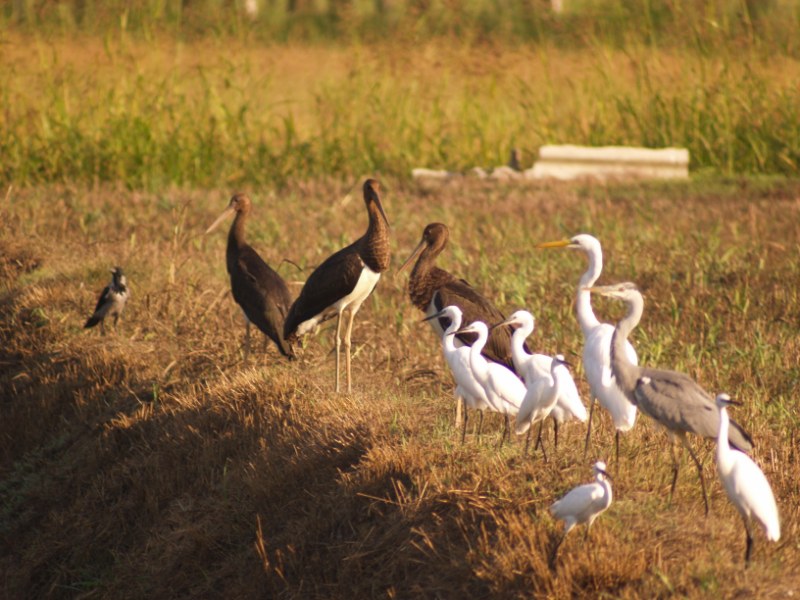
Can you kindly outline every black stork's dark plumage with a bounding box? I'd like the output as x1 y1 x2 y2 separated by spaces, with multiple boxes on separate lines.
283 179 390 393
206 192 295 360
85 266 129 335
398 222 523 374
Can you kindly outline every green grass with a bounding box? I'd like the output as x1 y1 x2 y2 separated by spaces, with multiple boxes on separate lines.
2 4 800 189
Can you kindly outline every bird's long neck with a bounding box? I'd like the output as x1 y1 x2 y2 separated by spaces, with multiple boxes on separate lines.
361 201 391 273
599 475 613 503
510 322 533 374
467 329 490 385
716 407 734 474
228 210 247 249
408 244 440 305
609 294 644 398
576 249 602 334
442 313 462 353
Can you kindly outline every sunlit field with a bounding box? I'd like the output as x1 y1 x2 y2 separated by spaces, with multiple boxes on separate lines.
2 1 800 598
2 177 799 597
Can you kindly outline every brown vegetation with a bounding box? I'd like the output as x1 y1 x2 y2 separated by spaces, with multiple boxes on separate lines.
1 179 799 598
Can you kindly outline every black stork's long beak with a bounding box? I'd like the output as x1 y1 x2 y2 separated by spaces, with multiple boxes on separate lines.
397 237 426 275
205 205 236 235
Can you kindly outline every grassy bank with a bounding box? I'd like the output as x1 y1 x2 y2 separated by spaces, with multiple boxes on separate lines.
2 14 800 190
1 178 798 597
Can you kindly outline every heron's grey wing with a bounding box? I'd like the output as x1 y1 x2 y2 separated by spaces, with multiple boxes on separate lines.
634 369 719 437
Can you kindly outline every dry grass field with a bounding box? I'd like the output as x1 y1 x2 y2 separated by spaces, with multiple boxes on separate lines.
1 177 799 598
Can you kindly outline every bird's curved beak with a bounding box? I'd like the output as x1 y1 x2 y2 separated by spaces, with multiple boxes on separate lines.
397 238 426 275
555 357 573 368
205 205 236 235
535 239 571 249
598 468 612 481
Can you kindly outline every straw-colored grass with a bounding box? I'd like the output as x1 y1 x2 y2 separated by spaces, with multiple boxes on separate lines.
1 178 798 598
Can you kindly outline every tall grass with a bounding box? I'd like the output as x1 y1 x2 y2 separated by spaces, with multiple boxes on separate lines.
2 2 800 189
2 33 800 190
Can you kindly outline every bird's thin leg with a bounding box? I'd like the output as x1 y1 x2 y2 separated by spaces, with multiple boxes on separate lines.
743 516 754 565
343 308 357 394
113 313 120 334
524 428 532 455
455 395 463 431
680 434 709 516
100 320 106 336
549 532 567 570
461 402 468 445
583 397 596 458
536 420 548 463
668 434 680 503
553 419 559 452
615 431 620 466
498 415 510 448
477 411 484 439
334 310 344 393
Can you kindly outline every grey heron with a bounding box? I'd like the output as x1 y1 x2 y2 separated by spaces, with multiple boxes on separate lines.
589 281 753 515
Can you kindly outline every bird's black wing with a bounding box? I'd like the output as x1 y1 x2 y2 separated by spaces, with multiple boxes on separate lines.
284 241 366 339
84 285 112 328
233 245 295 358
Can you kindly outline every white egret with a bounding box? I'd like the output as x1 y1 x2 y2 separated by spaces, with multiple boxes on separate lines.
550 460 613 564
715 393 780 564
424 306 491 442
450 321 525 446
590 282 753 515
537 234 638 462
494 309 587 453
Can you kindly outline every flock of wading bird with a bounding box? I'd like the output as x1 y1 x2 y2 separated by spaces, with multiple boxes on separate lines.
85 179 781 567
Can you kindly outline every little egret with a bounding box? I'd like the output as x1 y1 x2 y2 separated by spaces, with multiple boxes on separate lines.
715 393 780 564
589 281 753 515
493 309 585 454
537 234 637 463
424 306 491 443
450 321 525 446
206 193 295 359
84 266 129 335
550 460 613 564
284 179 390 394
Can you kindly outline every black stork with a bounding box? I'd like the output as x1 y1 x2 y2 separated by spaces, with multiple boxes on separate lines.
206 192 295 360
84 266 129 335
283 179 390 394
398 222 523 374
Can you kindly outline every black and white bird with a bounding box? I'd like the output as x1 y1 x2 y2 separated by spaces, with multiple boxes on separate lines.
84 267 129 335
283 179 391 393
